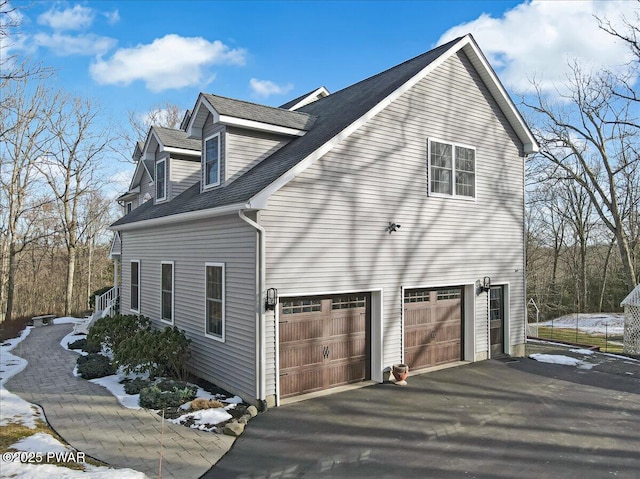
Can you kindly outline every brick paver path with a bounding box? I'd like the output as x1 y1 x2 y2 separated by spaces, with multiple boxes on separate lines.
5 324 234 479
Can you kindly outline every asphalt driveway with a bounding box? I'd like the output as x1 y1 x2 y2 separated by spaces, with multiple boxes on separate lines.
203 350 640 479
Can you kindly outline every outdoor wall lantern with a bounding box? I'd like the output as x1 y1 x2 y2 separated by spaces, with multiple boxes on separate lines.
265 288 278 311
478 276 491 293
387 222 402 234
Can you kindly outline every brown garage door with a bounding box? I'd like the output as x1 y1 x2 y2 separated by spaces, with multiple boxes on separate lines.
279 294 370 398
404 287 462 370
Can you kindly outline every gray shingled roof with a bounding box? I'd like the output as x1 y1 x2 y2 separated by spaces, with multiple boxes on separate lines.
153 126 201 152
112 38 461 228
203 94 316 131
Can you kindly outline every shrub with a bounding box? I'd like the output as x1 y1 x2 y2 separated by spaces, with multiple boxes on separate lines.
86 314 150 353
114 326 191 380
68 338 86 350
139 383 197 410
122 377 150 395
76 353 115 379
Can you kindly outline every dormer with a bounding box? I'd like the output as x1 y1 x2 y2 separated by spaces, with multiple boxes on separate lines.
186 93 317 192
279 86 330 111
140 126 201 204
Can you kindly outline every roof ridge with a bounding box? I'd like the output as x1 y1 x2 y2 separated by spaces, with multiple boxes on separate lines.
203 92 315 119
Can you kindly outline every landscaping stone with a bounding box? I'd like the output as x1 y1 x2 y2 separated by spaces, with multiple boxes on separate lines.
223 421 245 437
247 405 258 417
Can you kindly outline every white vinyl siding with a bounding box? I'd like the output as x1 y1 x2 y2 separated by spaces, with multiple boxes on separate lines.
155 158 167 202
169 158 200 199
225 127 290 185
261 50 525 389
205 263 225 341
130 260 140 313
119 214 257 401
161 261 174 324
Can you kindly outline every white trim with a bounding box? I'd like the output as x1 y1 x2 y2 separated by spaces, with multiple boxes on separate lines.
155 158 167 202
163 146 200 156
202 132 221 190
130 260 140 313
204 262 225 342
427 138 477 200
110 202 252 231
218 115 306 137
160 261 174 325
286 86 330 111
237 211 267 402
459 39 538 154
488 283 510 358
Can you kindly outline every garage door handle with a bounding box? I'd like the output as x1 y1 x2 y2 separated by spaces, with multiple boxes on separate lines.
323 346 330 359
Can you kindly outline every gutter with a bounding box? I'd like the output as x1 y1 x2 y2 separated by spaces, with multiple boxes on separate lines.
238 210 267 409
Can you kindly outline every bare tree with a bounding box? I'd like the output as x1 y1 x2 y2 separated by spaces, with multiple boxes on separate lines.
112 102 186 164
524 63 639 291
0 75 59 322
36 95 111 316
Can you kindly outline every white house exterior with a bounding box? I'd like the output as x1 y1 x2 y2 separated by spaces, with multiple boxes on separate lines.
110 35 538 407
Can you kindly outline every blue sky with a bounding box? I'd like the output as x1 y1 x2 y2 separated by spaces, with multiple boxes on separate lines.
5 0 638 191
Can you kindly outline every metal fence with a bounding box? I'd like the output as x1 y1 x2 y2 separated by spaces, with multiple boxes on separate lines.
527 318 624 353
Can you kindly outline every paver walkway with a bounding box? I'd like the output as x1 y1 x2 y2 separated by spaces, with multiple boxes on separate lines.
5 324 234 479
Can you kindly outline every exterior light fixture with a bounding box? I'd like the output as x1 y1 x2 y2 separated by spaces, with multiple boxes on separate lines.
265 288 278 311
387 222 401 234
480 276 491 292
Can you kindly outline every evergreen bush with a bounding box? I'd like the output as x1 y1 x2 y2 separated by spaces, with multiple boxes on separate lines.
114 326 191 380
76 353 115 379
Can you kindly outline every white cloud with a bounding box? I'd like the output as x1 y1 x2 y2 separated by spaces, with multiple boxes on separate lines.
103 9 120 25
249 78 294 98
37 4 95 31
33 32 116 56
89 34 247 92
437 0 638 94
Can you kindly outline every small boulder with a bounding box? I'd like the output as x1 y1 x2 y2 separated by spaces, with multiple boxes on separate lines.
223 421 245 437
247 405 258 418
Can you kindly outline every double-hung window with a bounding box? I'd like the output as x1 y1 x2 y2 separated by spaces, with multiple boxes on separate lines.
156 158 166 201
205 263 225 340
428 140 475 198
161 261 174 324
204 133 221 188
130 260 140 312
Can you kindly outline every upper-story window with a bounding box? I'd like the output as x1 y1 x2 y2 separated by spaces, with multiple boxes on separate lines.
125 202 133 214
428 139 475 199
204 133 221 188
156 158 167 201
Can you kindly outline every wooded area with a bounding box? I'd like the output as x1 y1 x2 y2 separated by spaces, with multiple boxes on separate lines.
0 2 638 324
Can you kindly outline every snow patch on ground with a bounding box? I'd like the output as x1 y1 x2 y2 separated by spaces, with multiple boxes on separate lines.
539 313 624 334
0 462 147 478
529 354 584 366
11 432 72 454
169 406 234 432
90 375 142 410
570 348 596 355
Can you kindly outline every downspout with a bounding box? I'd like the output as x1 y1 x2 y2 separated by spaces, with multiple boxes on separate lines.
238 210 267 409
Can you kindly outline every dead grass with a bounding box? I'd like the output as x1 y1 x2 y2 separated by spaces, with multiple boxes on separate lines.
189 398 225 410
536 327 624 353
0 420 107 470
